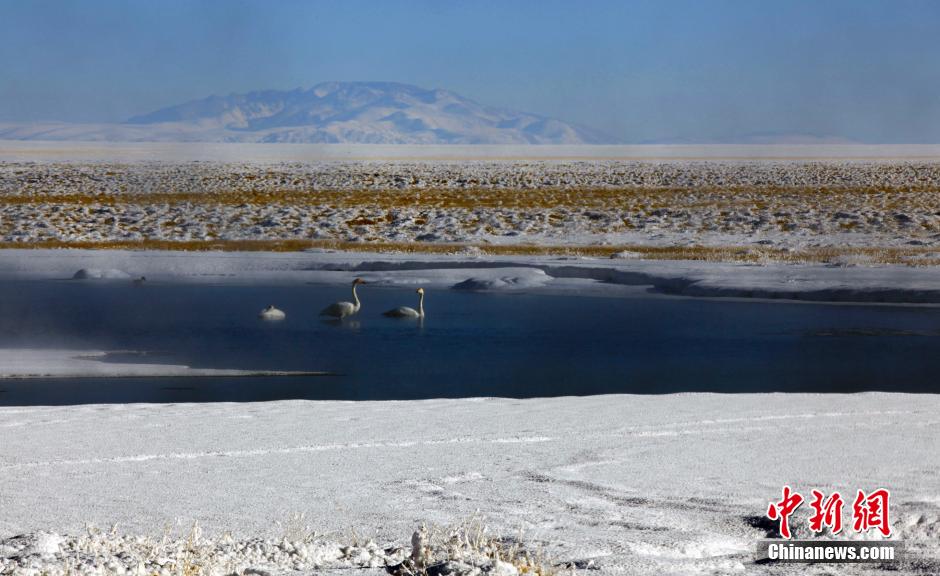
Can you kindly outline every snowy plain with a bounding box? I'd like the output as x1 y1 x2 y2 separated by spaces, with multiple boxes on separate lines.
2 395 939 574
3 146 939 256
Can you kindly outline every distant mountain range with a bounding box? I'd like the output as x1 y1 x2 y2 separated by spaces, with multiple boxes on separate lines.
638 133 860 145
0 82 616 145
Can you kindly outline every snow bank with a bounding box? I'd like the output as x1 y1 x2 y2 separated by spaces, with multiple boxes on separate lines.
451 268 550 291
2 248 939 304
1 394 938 574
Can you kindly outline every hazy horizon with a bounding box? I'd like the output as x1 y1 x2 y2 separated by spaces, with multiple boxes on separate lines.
2 1 940 143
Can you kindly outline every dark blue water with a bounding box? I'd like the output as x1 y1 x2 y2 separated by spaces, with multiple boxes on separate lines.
0 279 939 405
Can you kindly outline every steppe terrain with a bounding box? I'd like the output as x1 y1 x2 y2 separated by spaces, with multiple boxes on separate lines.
1 157 939 265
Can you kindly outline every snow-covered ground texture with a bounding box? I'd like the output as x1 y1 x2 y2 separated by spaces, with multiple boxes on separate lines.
1 155 939 260
1 394 939 575
2 248 940 305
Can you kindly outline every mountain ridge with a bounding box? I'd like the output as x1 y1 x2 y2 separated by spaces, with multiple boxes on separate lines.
0 82 613 145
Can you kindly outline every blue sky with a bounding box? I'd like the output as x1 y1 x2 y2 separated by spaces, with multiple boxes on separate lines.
2 0 939 142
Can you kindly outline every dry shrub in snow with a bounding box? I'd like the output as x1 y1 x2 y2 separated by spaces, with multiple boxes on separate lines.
0 517 561 576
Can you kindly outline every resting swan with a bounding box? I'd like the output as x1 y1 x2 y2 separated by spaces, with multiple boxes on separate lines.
384 288 425 318
259 305 286 320
320 278 366 319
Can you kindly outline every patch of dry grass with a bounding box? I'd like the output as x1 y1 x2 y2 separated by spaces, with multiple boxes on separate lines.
5 184 940 211
392 517 560 576
0 518 562 576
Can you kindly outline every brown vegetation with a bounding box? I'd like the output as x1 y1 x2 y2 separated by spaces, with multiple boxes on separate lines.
2 238 938 266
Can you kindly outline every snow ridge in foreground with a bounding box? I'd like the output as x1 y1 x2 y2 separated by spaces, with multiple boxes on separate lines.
2 395 940 575
0 520 550 576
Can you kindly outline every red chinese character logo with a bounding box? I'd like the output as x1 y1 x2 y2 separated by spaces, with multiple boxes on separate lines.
852 489 891 537
767 485 804 539
808 490 844 534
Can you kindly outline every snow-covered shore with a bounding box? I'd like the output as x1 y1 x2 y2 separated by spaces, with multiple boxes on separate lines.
2 394 939 574
1 248 939 304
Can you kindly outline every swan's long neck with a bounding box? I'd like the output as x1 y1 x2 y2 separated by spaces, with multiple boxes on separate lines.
351 283 361 310
418 291 425 317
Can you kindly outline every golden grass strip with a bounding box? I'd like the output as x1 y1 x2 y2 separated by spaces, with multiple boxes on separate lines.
3 185 940 210
0 239 937 266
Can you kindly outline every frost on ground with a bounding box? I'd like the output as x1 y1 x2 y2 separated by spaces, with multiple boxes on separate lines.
1 394 939 574
0 520 544 576
1 159 940 262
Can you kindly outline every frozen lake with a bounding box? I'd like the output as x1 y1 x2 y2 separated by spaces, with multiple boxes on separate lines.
1 279 939 405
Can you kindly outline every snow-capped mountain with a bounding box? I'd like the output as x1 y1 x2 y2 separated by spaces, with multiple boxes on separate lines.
0 82 615 144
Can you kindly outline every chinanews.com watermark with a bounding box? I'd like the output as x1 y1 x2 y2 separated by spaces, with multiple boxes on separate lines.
757 486 902 565
758 541 900 564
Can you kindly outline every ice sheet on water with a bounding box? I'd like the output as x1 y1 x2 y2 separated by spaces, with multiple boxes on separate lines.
0 349 318 379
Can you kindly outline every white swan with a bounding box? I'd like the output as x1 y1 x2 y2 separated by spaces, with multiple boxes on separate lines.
384 288 425 318
320 278 366 319
259 304 286 321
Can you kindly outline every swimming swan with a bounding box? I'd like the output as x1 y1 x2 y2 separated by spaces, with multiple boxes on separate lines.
259 305 286 320
384 288 425 318
320 278 366 319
